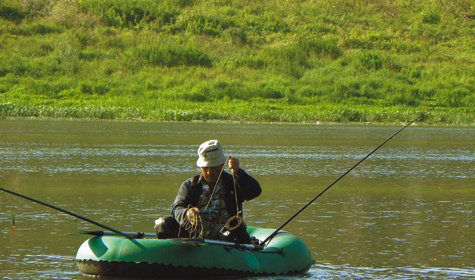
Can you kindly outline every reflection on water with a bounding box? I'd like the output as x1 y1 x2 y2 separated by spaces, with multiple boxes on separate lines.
1 144 473 180
0 119 474 279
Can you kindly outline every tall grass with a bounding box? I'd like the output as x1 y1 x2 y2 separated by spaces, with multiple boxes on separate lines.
0 0 473 124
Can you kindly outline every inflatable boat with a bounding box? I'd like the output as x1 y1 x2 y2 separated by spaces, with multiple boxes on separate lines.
76 226 315 277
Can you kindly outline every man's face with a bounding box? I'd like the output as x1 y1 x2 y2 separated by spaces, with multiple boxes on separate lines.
200 165 224 185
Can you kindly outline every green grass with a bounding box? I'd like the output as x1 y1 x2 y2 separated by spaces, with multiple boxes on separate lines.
0 0 474 124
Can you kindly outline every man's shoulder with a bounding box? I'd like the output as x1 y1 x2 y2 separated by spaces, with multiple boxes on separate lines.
182 174 202 188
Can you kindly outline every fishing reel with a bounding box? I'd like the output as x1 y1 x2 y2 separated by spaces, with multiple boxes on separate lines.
220 213 243 236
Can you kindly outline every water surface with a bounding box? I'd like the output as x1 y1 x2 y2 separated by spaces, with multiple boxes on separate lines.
0 119 473 279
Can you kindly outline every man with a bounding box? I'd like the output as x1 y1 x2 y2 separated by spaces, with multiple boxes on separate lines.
154 140 261 244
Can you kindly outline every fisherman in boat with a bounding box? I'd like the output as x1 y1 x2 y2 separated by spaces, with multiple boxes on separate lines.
154 140 262 244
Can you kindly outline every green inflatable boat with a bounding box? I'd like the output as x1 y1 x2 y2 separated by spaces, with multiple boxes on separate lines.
76 226 315 277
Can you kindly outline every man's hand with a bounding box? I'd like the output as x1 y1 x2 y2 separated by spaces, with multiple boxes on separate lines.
228 156 240 175
186 207 200 221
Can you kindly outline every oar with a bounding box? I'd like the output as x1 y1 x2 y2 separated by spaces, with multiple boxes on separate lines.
0 187 134 240
69 230 264 251
260 110 432 245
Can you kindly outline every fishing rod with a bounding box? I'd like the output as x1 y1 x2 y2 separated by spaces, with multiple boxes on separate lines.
261 110 431 245
2 188 261 250
0 187 134 239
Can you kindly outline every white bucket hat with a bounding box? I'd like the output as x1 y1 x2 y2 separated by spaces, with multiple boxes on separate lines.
196 140 227 167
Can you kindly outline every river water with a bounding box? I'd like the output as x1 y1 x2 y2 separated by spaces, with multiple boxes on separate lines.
0 119 473 279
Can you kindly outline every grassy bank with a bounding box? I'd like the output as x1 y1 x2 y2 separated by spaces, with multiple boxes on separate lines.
0 0 474 124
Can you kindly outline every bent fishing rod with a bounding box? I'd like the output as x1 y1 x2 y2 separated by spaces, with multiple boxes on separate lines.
0 187 134 239
261 110 431 245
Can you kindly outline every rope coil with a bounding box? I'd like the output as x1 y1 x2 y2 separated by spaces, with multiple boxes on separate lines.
180 205 203 238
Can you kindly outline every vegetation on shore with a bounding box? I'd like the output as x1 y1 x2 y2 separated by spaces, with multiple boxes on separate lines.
0 0 473 124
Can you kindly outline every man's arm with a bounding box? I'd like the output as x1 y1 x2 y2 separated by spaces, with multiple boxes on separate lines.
235 169 262 201
171 180 192 225
228 156 262 201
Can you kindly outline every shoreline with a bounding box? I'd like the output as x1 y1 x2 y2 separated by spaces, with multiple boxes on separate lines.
2 115 473 127
2 96 473 126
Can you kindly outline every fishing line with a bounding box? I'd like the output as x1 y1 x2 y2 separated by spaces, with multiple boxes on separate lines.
261 110 432 245
202 157 229 212
220 168 243 236
0 187 134 239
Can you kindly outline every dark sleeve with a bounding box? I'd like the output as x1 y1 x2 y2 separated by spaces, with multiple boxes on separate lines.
235 169 262 202
171 179 192 225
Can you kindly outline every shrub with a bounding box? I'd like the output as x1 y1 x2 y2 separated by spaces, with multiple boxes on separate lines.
25 79 74 98
359 51 383 70
333 81 362 100
224 27 248 45
210 80 250 101
176 13 235 36
8 23 62 36
439 88 470 107
257 83 284 99
128 44 212 68
79 0 179 29
18 0 52 17
79 81 110 95
337 107 364 122
182 92 209 102
254 44 309 78
0 66 8 78
234 56 266 69
297 38 343 59
421 11 441 24
49 1 100 29
0 5 28 22
390 92 421 107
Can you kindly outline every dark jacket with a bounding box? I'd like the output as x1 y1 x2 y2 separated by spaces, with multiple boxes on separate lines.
171 169 261 226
